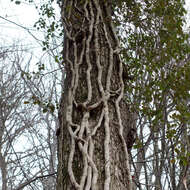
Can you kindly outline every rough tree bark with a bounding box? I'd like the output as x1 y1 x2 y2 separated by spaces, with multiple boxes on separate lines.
57 0 134 189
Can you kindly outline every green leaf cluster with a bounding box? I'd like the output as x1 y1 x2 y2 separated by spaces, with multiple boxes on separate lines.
115 0 190 165
24 95 56 113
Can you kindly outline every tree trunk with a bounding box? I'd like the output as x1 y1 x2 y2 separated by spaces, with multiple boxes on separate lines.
0 152 7 190
57 0 133 189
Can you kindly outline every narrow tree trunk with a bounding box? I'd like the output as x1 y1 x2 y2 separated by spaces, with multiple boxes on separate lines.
57 0 133 189
0 152 7 190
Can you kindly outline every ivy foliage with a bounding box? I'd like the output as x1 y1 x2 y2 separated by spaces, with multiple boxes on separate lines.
114 0 190 165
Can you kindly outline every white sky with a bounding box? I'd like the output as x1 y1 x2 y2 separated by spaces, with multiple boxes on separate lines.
0 0 39 45
0 0 190 43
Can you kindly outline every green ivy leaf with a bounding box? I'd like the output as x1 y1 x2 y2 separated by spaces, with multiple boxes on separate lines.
43 108 48 113
15 1 21 4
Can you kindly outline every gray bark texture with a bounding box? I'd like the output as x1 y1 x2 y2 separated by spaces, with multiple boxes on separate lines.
57 0 134 189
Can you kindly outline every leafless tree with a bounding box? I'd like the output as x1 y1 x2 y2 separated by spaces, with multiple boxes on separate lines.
0 44 61 190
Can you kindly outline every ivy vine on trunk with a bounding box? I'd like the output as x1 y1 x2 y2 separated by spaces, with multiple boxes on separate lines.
56 0 135 189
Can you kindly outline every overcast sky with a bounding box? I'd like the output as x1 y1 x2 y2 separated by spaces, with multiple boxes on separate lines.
0 0 190 49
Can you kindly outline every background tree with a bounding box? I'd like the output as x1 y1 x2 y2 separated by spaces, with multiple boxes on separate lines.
0 42 60 189
119 0 190 189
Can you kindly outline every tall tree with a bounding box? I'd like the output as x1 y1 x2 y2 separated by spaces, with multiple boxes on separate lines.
56 0 135 189
4 0 190 189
